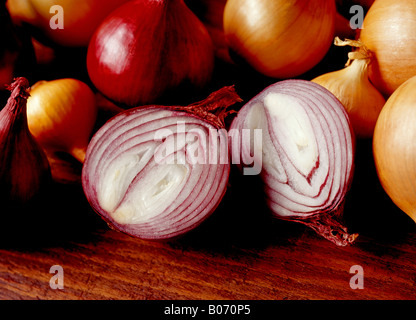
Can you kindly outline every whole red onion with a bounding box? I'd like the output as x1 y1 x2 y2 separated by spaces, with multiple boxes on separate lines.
87 0 215 107
82 87 241 240
230 79 357 246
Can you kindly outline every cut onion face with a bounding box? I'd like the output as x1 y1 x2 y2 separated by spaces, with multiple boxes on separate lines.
230 80 357 246
82 107 230 240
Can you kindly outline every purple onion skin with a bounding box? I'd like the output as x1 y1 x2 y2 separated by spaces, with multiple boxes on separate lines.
230 79 357 246
82 106 230 240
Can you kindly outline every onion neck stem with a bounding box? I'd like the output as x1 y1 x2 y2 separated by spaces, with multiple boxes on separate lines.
296 206 358 246
171 86 242 128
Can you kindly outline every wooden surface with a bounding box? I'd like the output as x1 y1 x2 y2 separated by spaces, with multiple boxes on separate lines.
0 137 416 301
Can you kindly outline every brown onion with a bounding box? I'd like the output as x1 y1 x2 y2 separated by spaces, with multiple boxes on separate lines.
373 75 416 223
223 0 336 78
359 0 416 97
312 38 385 139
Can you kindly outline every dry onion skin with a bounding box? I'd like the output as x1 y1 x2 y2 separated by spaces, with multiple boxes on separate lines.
373 76 416 223
223 0 336 78
359 0 416 97
230 80 357 246
312 37 385 139
82 87 241 240
0 77 51 210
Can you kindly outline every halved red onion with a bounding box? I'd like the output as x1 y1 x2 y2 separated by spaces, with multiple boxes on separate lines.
230 79 357 246
82 87 241 240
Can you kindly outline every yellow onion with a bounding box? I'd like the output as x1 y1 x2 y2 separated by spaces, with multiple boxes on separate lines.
312 37 385 139
373 75 416 223
359 0 416 97
223 0 336 78
26 78 97 163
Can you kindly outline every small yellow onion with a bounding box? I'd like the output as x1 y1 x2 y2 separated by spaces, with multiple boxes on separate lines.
312 37 385 139
373 75 416 223
359 0 416 97
223 0 336 78
26 78 97 163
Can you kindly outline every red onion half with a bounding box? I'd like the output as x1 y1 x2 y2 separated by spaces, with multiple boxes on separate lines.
82 87 241 240
230 80 357 246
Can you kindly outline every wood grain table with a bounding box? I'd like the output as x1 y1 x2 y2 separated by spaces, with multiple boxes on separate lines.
0 135 415 301
1 45 416 301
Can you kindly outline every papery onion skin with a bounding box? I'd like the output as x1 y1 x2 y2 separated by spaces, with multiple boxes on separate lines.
0 77 51 208
359 0 416 97
373 76 416 223
82 87 240 240
223 0 336 78
312 39 386 139
87 0 215 107
230 80 356 246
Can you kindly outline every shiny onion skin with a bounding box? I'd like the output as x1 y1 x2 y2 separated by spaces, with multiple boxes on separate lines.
230 80 357 246
82 87 240 240
87 0 215 107
359 0 416 97
373 76 416 223
223 0 336 78
26 78 97 163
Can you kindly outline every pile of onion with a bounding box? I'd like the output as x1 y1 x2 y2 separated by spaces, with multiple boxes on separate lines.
223 0 336 78
230 80 356 246
82 87 241 240
373 76 416 224
359 0 416 97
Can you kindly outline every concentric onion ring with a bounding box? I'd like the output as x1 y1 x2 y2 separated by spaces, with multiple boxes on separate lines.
230 80 356 246
82 106 231 240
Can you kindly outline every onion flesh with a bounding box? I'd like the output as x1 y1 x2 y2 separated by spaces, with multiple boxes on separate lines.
230 80 357 246
82 87 240 240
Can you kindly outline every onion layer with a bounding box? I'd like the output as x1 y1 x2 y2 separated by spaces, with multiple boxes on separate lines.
230 80 356 246
82 87 240 240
